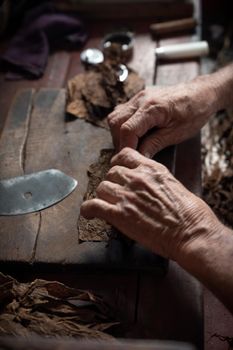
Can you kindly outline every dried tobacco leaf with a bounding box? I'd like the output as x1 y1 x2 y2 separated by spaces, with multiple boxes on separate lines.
0 273 118 340
66 61 144 129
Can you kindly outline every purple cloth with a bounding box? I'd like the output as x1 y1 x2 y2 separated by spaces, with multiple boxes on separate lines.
0 4 88 80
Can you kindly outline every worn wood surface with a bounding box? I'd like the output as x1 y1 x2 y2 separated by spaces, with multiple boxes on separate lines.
55 0 194 20
0 89 40 262
0 2 207 348
0 87 167 271
0 336 196 350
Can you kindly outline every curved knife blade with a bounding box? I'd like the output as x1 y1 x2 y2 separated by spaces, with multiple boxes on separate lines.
0 169 78 216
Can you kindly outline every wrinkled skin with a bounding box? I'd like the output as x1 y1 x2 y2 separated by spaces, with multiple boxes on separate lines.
82 64 233 314
108 77 218 157
81 148 220 261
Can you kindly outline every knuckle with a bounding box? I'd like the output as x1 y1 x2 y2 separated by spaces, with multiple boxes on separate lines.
108 116 119 129
153 103 166 115
96 181 107 194
107 165 120 176
112 103 127 115
157 162 168 173
107 113 114 122
148 159 167 173
144 98 155 108
130 173 146 188
120 123 132 135
118 147 132 158
137 89 146 99
106 165 122 180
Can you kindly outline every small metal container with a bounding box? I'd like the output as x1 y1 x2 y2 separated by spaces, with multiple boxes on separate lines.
102 31 134 62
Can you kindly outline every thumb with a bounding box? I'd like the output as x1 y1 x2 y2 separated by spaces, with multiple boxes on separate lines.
138 129 172 158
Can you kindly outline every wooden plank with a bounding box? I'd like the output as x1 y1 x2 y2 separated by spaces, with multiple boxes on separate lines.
204 287 233 350
0 88 167 272
0 89 34 178
0 336 196 350
43 51 71 88
0 89 40 262
24 88 112 264
136 263 202 349
0 51 71 137
55 1 194 20
129 31 156 86
175 135 201 196
0 17 168 272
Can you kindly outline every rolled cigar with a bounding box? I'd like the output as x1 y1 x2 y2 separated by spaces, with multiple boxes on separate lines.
150 18 197 37
155 41 209 60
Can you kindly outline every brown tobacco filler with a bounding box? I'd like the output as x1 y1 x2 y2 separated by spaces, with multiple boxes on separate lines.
0 273 118 340
66 61 144 129
78 149 114 241
78 149 133 245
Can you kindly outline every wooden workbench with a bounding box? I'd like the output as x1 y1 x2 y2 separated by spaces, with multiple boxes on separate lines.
0 2 205 349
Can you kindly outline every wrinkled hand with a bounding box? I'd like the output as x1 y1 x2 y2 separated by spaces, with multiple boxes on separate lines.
108 77 217 157
81 148 220 261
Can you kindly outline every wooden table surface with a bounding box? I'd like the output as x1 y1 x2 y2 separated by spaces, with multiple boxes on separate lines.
0 2 207 349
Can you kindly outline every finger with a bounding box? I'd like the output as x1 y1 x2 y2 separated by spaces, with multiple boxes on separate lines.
108 99 139 151
119 106 160 151
80 198 119 222
108 98 139 123
138 129 172 158
106 165 132 185
111 147 153 168
96 181 125 204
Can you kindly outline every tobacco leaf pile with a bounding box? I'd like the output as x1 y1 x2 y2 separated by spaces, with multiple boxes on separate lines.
202 108 233 228
0 273 118 340
66 61 144 129
202 26 233 229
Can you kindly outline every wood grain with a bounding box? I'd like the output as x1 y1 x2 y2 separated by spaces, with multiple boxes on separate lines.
25 89 112 264
0 89 40 262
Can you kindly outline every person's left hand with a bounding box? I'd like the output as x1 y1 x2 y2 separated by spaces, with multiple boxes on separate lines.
81 148 219 261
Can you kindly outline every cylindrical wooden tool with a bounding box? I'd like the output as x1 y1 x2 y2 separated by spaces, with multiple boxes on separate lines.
150 18 197 37
155 41 209 61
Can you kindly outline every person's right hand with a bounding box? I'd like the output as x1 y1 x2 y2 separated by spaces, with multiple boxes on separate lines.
108 76 218 157
81 148 222 262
